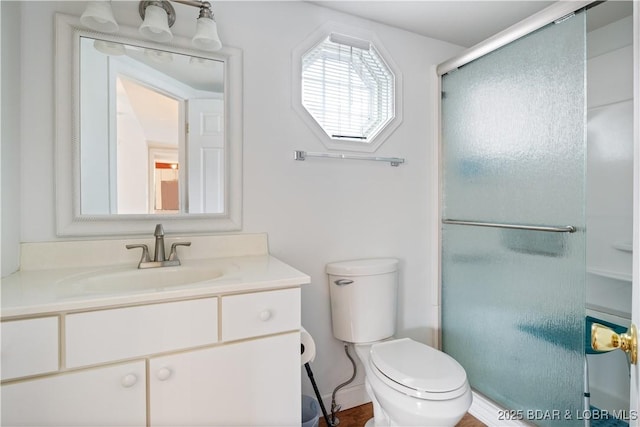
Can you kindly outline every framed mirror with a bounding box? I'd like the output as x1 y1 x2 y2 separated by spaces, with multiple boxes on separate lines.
55 13 242 236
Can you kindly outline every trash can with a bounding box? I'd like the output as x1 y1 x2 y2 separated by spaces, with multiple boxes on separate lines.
301 395 319 427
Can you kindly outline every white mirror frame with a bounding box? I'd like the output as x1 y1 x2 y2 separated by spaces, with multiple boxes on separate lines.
55 13 243 236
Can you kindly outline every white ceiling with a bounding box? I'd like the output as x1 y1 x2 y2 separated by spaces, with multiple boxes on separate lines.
310 1 634 48
310 1 554 47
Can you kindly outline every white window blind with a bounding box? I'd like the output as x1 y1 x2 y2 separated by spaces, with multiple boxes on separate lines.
301 34 395 142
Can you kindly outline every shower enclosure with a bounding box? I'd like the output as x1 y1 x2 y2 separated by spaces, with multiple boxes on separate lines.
438 2 638 426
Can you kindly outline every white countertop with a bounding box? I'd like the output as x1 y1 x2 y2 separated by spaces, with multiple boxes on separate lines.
1 255 310 318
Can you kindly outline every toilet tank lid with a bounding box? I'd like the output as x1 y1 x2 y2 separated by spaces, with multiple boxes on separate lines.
326 258 398 276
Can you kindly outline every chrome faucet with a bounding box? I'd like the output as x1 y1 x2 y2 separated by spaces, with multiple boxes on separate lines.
126 224 191 269
153 224 166 262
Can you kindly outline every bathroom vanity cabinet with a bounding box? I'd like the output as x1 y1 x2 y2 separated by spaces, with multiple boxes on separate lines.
1 247 307 427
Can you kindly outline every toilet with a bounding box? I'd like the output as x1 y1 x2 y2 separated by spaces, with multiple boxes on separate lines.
327 258 472 427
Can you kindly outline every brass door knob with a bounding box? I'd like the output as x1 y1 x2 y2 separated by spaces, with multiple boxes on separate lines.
591 323 637 365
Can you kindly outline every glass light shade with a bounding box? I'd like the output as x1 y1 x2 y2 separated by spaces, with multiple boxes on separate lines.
93 40 125 56
80 1 119 33
192 17 222 51
139 4 173 42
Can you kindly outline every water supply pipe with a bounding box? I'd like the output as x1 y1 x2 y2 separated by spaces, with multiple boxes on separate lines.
330 343 357 426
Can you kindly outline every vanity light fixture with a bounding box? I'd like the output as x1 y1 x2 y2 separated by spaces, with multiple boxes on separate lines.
191 4 222 51
80 0 119 33
139 1 174 42
80 0 223 51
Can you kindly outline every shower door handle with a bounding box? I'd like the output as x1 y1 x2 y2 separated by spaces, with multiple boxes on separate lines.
591 323 637 365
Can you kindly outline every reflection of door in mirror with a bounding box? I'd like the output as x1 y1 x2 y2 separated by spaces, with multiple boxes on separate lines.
187 99 224 214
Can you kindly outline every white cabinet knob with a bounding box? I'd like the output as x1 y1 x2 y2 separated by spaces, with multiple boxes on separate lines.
121 374 138 388
156 367 172 381
259 309 272 321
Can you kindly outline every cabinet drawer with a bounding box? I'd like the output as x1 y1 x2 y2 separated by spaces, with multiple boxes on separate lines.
221 288 300 341
66 298 218 368
1 317 59 380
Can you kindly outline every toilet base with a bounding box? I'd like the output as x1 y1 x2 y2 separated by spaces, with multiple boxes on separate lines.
355 341 472 427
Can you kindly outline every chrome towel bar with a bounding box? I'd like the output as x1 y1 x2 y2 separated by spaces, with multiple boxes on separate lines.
442 219 576 233
293 150 405 167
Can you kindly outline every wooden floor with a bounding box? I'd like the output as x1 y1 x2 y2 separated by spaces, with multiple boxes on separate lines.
318 403 486 427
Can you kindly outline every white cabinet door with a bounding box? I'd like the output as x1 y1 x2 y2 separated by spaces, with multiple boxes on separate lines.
150 332 300 426
1 361 146 426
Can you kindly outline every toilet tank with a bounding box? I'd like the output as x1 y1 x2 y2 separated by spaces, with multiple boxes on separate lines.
327 258 398 343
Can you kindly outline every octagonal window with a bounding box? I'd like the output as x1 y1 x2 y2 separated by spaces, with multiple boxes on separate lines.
301 33 395 145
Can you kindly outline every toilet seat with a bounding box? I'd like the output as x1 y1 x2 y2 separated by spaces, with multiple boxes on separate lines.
369 338 469 401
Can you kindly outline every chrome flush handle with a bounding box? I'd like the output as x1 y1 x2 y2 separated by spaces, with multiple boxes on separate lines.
334 279 354 286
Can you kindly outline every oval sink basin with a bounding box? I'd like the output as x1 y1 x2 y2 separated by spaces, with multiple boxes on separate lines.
59 264 224 295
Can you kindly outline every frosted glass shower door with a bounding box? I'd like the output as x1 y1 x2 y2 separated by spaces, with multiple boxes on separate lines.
441 12 586 427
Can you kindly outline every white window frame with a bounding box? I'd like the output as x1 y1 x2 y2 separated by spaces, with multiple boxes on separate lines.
292 23 403 153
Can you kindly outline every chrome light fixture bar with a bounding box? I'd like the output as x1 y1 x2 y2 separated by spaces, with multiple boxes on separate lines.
80 0 222 51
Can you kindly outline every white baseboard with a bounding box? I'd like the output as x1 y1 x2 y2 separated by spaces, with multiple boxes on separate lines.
469 391 532 427
319 383 371 414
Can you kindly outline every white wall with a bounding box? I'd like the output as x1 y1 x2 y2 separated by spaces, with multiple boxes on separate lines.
1 1 22 277
219 1 462 405
5 0 462 407
586 15 634 286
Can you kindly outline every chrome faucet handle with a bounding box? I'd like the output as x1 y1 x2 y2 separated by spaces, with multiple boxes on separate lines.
126 244 151 266
168 242 191 262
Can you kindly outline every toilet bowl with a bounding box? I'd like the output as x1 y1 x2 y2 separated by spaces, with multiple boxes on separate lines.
327 259 472 427
355 338 472 426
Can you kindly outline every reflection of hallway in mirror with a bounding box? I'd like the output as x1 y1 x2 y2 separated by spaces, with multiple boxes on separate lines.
154 161 179 213
116 76 180 214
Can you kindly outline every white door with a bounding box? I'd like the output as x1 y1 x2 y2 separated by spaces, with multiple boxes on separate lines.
631 253 639 424
631 4 639 425
187 98 225 214
149 333 300 426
